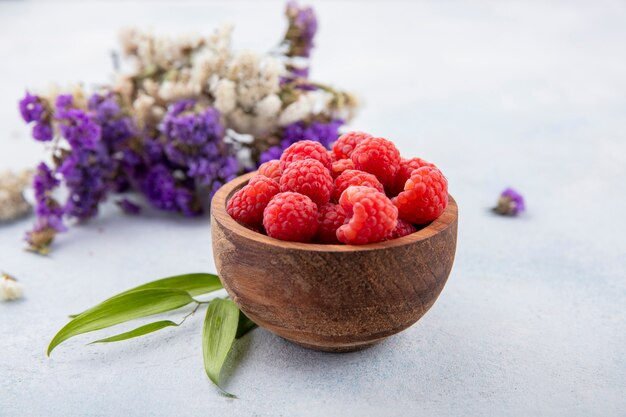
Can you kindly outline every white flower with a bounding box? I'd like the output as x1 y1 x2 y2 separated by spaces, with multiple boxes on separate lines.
255 94 282 119
212 79 237 114
0 273 23 302
227 50 260 81
133 93 157 127
158 80 201 102
0 171 32 223
278 94 316 125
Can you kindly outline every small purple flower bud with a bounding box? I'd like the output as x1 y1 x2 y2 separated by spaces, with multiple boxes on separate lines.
32 122 53 141
493 187 525 216
19 93 45 123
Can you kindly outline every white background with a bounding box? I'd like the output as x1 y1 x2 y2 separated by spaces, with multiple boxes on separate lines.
1 1 625 416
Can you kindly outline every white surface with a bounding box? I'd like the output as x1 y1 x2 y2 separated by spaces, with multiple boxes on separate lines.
1 1 625 416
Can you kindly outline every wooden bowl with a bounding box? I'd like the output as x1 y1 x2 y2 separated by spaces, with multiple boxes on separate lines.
211 172 458 352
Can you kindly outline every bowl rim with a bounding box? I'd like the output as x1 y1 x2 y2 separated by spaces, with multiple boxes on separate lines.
211 172 458 253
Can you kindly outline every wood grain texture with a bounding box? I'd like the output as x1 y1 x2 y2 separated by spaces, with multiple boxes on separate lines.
211 172 458 352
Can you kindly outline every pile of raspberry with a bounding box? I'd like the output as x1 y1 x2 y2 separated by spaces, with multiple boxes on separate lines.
227 133 448 245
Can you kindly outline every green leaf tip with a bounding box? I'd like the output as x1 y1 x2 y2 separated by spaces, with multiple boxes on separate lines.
202 298 240 398
48 288 194 356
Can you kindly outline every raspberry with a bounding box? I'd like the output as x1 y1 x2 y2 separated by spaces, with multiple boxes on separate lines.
263 192 318 242
387 219 418 239
332 169 384 201
332 131 372 160
393 166 448 224
227 175 280 228
257 159 282 183
279 159 333 206
330 158 355 178
388 157 436 196
350 137 401 188
337 186 398 245
280 140 332 171
315 202 347 244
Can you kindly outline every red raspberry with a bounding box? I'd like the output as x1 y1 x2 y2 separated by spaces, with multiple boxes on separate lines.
387 219 418 240
263 192 318 242
315 202 347 244
388 157 436 196
350 137 401 189
279 159 333 206
332 131 372 160
227 175 280 229
337 186 398 245
257 159 282 183
332 169 384 201
279 140 332 171
393 166 448 224
330 158 355 178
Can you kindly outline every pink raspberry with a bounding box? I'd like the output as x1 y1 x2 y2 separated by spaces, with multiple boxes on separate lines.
332 169 384 201
279 140 332 171
387 219 418 239
315 202 347 244
337 186 398 245
332 132 372 160
263 192 319 242
350 137 401 189
279 159 333 206
393 166 448 224
330 158 355 178
227 175 280 229
257 159 282 183
388 157 436 196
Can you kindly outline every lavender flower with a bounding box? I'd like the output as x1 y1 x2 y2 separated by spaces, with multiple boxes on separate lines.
32 122 53 141
141 164 201 216
55 94 74 110
161 99 237 192
281 117 342 148
284 1 318 58
88 93 135 146
19 93 46 123
493 187 526 216
57 108 102 150
26 164 66 254
259 146 284 164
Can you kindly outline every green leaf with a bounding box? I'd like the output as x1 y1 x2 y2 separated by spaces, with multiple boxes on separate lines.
69 273 222 317
89 320 179 344
202 298 240 398
48 289 194 355
236 312 257 339
127 273 222 297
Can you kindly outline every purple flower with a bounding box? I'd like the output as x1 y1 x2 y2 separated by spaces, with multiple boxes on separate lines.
281 118 343 149
58 108 102 149
259 146 283 164
32 162 64 221
32 122 53 141
116 198 142 215
88 93 135 146
140 164 202 216
19 93 46 123
284 1 318 58
55 94 74 111
161 99 237 190
493 187 525 216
